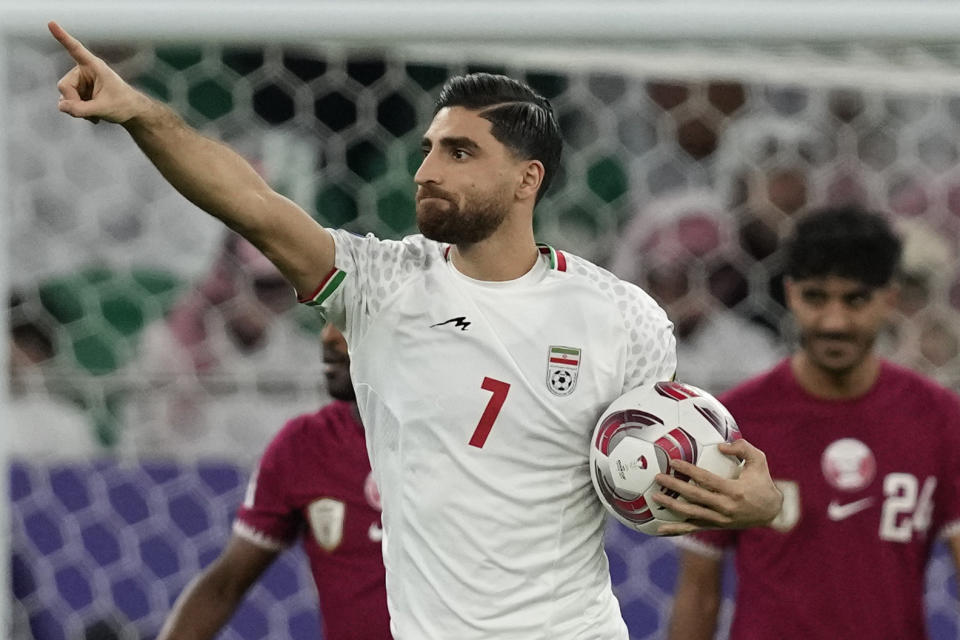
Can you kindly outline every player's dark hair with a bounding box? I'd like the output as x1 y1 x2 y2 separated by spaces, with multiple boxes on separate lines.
783 206 902 287
435 73 562 204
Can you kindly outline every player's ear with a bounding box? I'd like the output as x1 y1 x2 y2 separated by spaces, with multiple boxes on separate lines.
516 159 544 202
783 277 798 310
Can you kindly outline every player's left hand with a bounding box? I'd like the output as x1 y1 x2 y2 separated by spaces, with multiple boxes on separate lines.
651 438 782 536
49 21 151 125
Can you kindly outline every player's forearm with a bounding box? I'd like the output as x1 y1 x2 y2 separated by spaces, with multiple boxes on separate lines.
667 591 720 640
667 553 723 640
120 95 334 292
155 573 244 640
122 97 278 238
949 533 960 593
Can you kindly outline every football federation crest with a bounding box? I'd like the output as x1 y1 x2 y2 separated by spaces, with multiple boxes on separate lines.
821 438 876 491
307 498 346 551
547 346 581 396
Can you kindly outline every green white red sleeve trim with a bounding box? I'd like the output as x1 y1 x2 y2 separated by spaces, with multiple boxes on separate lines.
298 267 347 306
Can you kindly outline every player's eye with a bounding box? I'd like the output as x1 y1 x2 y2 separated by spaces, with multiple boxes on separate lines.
844 293 871 308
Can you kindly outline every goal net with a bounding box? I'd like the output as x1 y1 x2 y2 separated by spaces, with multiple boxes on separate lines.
3 4 960 638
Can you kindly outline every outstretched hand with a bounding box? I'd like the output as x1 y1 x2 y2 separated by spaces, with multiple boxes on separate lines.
48 21 149 124
652 438 782 536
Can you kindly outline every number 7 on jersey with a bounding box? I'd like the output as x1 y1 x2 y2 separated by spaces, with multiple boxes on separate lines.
469 377 511 448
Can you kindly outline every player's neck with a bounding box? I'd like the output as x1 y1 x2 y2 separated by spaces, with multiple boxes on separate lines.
790 351 882 400
450 219 538 281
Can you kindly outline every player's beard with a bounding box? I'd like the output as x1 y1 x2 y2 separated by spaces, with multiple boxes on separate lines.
323 353 356 401
799 329 875 376
325 370 356 402
416 184 508 245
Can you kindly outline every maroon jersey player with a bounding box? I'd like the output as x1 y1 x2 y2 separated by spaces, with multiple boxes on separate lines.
157 324 390 640
668 206 960 640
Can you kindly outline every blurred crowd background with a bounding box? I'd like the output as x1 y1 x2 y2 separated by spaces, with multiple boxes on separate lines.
6 34 960 639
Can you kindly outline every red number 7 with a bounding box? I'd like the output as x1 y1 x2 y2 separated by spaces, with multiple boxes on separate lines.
469 377 511 448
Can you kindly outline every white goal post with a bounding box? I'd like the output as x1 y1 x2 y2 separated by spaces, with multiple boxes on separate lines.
4 1 960 42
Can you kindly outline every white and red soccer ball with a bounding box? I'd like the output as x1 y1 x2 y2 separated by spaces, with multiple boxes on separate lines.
590 380 743 536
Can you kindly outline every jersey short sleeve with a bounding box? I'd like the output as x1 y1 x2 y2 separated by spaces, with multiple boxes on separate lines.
234 415 309 549
620 282 677 392
298 230 439 345
565 256 677 393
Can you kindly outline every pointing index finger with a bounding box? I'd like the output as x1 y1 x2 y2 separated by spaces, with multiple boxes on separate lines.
48 21 96 65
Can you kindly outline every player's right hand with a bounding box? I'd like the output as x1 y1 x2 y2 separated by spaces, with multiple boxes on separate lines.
48 21 150 124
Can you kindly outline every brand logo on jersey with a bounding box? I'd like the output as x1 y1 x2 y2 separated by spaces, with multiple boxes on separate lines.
827 497 875 521
307 498 346 551
547 345 581 396
431 316 471 331
368 522 384 542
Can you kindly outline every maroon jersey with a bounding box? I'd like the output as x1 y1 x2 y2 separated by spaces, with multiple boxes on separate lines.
235 400 389 640
688 359 960 640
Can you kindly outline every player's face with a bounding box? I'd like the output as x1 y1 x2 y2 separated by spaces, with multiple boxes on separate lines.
785 275 895 375
414 106 521 244
321 324 355 401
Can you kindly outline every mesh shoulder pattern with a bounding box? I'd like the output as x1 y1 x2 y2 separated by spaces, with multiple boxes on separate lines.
563 252 677 390
319 230 445 338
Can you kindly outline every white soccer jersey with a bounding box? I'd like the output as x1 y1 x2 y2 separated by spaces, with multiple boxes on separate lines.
301 230 676 640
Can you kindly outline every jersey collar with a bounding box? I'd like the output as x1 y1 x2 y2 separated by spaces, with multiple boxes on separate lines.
441 243 567 272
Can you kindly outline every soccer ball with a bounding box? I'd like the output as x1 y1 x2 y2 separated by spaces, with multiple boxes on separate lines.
590 380 743 536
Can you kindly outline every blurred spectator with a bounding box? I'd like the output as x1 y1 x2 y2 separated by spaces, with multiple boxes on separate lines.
8 292 101 458
121 232 327 460
610 189 783 393
882 218 960 388
713 115 836 332
715 115 832 257
893 218 955 315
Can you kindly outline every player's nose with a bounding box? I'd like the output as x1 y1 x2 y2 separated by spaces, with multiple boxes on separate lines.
819 300 852 331
414 150 441 186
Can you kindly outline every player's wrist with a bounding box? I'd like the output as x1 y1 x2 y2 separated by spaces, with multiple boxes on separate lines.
768 485 784 522
120 91 172 129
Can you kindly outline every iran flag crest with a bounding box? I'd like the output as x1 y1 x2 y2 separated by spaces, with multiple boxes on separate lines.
547 345 581 396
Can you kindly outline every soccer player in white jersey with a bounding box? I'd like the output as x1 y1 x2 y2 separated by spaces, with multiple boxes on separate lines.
50 22 783 639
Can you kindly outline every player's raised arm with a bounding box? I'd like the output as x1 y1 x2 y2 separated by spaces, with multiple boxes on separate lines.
48 21 334 296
